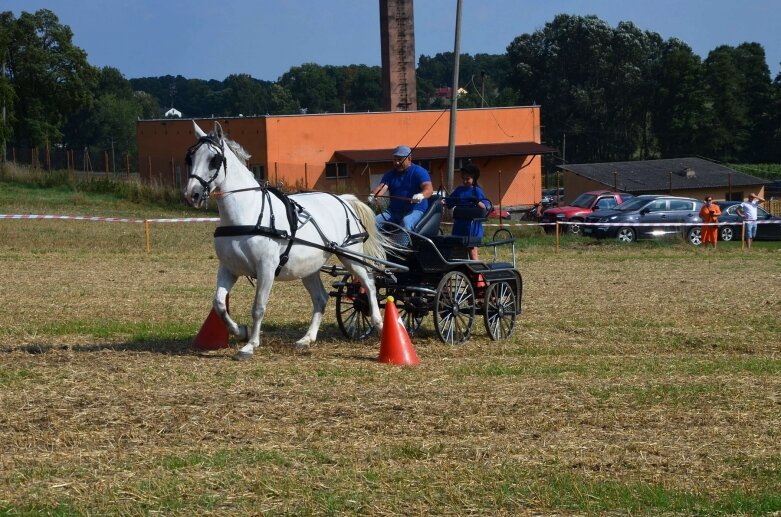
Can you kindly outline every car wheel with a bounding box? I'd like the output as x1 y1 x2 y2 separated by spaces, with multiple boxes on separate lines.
687 227 702 246
617 227 635 243
568 219 582 235
720 226 734 242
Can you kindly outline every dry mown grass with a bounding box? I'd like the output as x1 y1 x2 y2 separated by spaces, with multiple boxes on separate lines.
1 218 780 515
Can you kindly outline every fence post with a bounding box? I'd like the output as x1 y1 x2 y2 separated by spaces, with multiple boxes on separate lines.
555 221 560 253
144 219 151 253
741 221 745 250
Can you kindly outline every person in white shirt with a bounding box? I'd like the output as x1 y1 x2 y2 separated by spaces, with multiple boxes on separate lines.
736 193 766 248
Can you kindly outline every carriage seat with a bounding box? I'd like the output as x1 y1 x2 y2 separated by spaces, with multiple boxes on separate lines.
411 194 443 237
449 204 487 247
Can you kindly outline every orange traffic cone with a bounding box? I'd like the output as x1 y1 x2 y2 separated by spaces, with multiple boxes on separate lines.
378 296 419 366
192 296 230 350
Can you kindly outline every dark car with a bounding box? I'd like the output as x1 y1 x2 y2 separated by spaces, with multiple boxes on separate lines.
582 195 704 245
715 201 781 241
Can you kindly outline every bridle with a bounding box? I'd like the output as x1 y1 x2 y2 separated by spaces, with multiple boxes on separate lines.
185 135 227 196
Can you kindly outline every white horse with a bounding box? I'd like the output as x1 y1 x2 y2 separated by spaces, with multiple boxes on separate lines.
184 121 389 360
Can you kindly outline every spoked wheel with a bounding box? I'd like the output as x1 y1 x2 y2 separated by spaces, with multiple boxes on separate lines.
483 281 517 341
398 301 426 336
335 275 374 340
434 271 475 345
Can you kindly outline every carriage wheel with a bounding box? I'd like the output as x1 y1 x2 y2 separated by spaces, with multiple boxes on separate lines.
433 271 475 345
335 276 374 340
483 281 517 341
399 303 426 336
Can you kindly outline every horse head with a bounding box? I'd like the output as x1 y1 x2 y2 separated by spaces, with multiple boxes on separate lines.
184 121 228 209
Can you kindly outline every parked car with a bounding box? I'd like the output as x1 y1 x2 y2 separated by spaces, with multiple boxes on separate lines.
715 201 781 241
582 195 704 245
541 190 633 234
487 207 511 220
541 188 564 205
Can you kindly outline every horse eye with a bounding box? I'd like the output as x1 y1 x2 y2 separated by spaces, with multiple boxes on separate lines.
210 155 222 170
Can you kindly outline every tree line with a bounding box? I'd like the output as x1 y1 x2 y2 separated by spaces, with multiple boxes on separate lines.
1 9 779 169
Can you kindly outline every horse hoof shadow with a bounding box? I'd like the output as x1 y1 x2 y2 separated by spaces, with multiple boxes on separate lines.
232 351 254 361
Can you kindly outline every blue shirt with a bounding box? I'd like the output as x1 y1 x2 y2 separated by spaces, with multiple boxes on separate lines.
380 164 431 216
448 185 488 238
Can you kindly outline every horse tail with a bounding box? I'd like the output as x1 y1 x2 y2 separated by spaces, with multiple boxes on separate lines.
340 194 397 268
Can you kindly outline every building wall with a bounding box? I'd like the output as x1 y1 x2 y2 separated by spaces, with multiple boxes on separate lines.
137 106 545 207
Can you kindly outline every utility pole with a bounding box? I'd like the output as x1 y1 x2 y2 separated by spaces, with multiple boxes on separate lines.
1 57 6 164
446 0 462 192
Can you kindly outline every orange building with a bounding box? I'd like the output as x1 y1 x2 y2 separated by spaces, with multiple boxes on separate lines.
136 107 555 208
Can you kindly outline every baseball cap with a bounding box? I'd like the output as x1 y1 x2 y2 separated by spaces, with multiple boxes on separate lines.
392 145 411 157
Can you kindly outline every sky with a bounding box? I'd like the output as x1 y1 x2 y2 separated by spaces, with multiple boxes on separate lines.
5 0 781 82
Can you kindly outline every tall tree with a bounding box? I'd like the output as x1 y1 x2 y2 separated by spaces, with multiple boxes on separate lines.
651 38 711 157
2 9 97 147
279 63 339 113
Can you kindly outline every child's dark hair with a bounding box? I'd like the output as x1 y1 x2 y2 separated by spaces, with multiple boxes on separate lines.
460 163 481 186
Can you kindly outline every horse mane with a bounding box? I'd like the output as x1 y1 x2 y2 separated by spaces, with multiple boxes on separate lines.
210 131 252 163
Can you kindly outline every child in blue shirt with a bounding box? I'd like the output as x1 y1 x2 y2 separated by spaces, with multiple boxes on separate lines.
446 164 489 260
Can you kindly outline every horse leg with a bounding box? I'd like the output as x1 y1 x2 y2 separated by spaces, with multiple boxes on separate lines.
344 261 383 333
295 272 329 349
214 266 247 340
234 261 276 360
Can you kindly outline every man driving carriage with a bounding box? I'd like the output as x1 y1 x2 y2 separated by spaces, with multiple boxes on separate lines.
368 145 434 231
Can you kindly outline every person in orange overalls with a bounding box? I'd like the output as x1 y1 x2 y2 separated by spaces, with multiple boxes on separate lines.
699 195 721 248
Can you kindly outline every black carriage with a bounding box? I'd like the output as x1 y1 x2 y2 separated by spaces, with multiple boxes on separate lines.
323 195 523 345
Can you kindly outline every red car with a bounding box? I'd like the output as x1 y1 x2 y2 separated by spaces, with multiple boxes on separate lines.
541 190 633 234
487 207 511 220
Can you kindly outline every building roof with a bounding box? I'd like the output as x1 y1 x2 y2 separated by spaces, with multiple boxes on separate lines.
559 157 766 193
334 141 556 164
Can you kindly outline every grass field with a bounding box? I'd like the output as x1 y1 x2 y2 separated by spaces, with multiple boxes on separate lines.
1 181 780 515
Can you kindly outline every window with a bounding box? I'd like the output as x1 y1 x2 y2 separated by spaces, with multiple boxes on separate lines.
647 199 667 211
413 159 431 171
325 162 349 179
455 158 472 170
250 164 265 181
669 200 692 210
594 197 617 210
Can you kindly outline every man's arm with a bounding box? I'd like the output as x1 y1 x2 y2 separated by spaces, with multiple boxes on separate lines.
419 181 434 199
411 181 434 203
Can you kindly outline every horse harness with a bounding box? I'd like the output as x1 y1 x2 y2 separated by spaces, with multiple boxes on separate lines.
187 135 370 276
185 135 227 196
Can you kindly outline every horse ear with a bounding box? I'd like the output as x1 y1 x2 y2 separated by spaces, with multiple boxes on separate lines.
214 121 224 140
192 121 207 139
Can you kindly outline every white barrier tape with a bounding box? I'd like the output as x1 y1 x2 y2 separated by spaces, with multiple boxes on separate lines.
4 214 777 229
471 220 781 228
0 214 219 223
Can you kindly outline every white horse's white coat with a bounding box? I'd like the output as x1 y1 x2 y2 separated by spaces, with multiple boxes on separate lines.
184 121 387 358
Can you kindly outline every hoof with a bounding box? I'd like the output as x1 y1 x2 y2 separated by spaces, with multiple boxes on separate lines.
232 351 253 361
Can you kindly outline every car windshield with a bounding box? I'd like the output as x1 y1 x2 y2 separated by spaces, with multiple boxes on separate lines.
569 193 597 208
614 198 651 211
